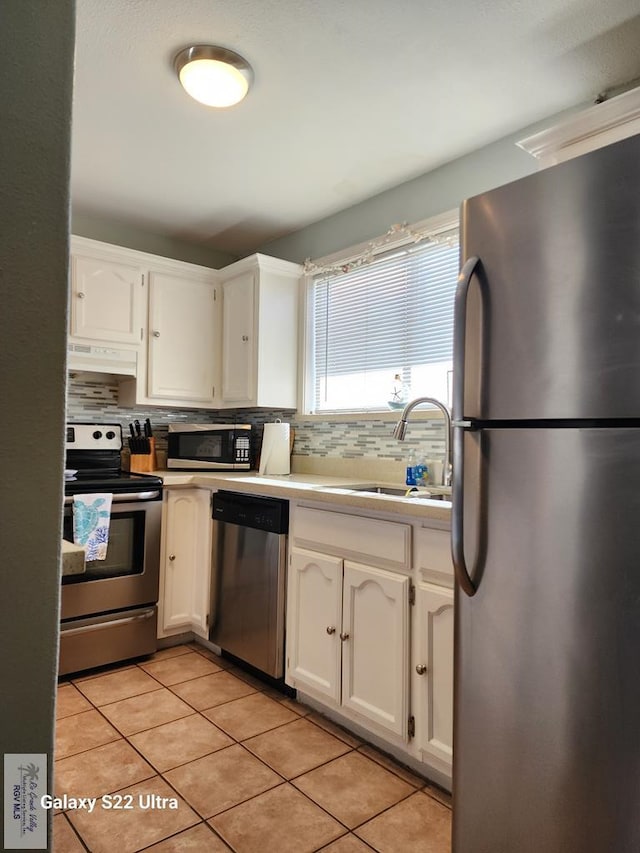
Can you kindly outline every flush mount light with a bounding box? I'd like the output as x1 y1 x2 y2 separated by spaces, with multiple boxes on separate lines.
174 45 253 108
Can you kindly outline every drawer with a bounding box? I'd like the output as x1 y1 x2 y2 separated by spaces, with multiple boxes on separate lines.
415 526 453 588
293 506 411 572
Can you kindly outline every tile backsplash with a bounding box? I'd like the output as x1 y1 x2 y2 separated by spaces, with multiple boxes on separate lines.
66 376 447 468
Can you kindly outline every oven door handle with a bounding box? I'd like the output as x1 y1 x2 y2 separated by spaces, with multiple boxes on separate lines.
64 490 161 506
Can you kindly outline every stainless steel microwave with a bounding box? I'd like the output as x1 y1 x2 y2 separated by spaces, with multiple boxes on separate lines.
167 424 252 470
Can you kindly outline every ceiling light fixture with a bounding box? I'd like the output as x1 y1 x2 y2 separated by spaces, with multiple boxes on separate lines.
174 45 253 108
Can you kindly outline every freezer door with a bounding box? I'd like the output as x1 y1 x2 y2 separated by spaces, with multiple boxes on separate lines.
459 133 640 420
453 426 640 853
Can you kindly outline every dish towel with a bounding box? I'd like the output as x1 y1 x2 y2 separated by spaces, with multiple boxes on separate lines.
73 493 113 561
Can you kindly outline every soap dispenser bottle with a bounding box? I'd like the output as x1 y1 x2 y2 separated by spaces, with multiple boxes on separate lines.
406 450 417 486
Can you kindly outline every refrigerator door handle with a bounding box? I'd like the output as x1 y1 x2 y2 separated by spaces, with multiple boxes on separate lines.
452 255 480 422
452 255 480 597
452 424 477 596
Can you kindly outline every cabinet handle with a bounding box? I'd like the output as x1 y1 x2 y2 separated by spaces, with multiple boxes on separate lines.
339 632 350 641
77 291 85 299
241 335 249 342
415 664 427 675
169 554 176 561
326 626 336 635
152 330 160 338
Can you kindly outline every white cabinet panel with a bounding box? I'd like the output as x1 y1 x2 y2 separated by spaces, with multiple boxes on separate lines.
70 252 143 345
287 547 342 703
415 582 454 769
160 489 212 638
293 506 411 572
220 254 300 408
342 562 410 738
415 526 454 588
148 271 217 403
221 270 255 403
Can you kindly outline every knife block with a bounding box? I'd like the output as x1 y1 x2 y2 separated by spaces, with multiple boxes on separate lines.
129 437 157 473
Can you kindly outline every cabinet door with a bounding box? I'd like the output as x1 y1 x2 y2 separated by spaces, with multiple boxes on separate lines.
189 489 213 638
414 582 454 769
221 271 255 403
341 562 410 738
286 547 342 703
148 271 217 402
161 489 211 634
70 252 143 345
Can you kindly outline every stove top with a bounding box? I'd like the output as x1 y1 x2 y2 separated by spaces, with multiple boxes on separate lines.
65 422 162 496
64 470 163 496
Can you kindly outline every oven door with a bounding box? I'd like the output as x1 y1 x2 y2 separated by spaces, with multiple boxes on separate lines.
61 493 162 620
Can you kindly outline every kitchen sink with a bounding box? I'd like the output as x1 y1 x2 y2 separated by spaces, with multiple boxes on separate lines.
349 484 452 500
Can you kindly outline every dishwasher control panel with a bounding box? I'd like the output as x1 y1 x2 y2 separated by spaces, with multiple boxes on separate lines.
212 490 289 534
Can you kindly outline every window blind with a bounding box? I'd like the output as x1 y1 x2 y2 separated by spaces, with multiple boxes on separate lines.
311 232 459 411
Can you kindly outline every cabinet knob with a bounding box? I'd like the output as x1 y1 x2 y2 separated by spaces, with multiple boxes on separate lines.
415 664 427 675
169 554 176 561
326 626 336 635
241 335 249 342
152 330 160 338
77 291 85 299
339 632 350 641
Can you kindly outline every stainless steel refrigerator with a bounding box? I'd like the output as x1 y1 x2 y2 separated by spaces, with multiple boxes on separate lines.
451 132 640 853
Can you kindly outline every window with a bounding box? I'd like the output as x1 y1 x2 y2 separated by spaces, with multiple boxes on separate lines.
304 216 459 414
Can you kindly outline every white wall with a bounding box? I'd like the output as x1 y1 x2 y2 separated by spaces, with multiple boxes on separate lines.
0 4 75 846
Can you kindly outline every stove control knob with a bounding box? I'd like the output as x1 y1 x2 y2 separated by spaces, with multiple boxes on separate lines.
106 431 116 440
93 430 102 440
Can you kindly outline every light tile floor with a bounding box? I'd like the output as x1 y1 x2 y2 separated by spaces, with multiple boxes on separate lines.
54 643 451 852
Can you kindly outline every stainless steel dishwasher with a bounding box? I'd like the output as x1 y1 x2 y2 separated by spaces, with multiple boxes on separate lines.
209 490 289 678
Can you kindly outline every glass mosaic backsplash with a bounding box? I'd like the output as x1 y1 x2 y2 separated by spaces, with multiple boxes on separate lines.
66 376 447 466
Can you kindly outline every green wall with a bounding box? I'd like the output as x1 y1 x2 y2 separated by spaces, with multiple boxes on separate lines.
257 106 589 263
0 3 75 849
71 211 238 268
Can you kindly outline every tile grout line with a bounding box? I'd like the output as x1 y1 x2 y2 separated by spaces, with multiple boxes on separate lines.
57 645 451 850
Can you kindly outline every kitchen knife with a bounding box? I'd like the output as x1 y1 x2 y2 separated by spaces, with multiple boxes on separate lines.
129 423 136 440
144 418 152 437
134 419 142 436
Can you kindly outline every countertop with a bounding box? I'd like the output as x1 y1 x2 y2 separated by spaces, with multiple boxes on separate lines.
153 471 452 523
61 539 85 576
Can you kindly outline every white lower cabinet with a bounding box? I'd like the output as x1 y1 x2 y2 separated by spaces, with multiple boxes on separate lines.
414 582 454 771
287 549 342 703
286 505 454 788
287 546 410 740
342 561 410 737
158 488 212 639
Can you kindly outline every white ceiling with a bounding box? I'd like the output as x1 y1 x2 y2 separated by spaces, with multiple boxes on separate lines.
72 0 640 255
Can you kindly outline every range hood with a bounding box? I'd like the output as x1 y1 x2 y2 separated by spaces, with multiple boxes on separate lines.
67 343 137 377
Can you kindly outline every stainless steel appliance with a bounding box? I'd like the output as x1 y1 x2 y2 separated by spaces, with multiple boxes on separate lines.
167 423 252 470
60 423 163 675
452 133 640 853
210 491 289 678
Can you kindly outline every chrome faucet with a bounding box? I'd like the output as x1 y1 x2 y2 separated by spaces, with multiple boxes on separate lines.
393 397 452 486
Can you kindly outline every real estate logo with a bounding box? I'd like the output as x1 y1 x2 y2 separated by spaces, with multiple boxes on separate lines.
4 754 47 850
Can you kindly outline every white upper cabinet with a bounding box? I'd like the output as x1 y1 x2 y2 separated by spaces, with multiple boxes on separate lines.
220 254 301 408
221 270 255 403
147 269 218 403
69 238 144 346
